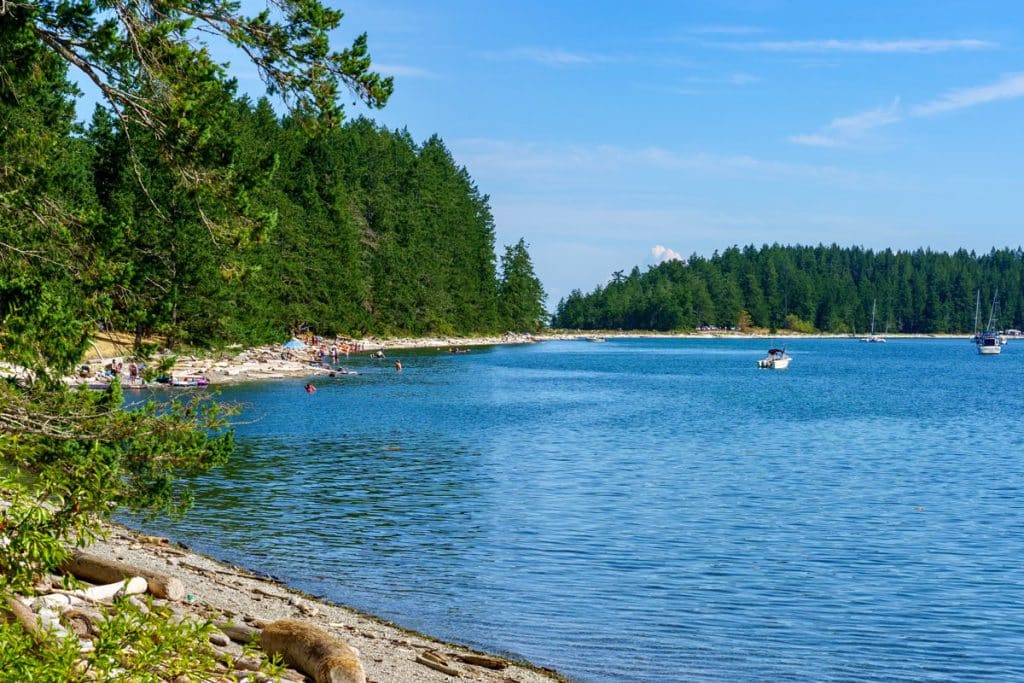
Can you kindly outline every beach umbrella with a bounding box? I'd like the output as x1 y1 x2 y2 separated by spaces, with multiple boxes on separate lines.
283 339 306 349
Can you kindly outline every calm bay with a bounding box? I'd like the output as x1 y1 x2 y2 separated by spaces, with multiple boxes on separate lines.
136 338 1024 681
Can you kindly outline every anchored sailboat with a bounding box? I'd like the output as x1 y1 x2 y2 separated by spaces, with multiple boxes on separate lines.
974 289 1002 355
862 300 886 343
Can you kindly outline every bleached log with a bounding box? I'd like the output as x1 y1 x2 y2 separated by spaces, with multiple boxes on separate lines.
260 619 366 683
66 576 148 601
61 550 185 601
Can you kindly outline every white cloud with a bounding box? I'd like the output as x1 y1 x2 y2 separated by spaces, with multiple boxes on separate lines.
373 64 438 79
651 245 683 264
683 25 766 36
790 99 902 147
728 38 996 53
451 138 865 185
482 47 607 66
793 72 1024 148
911 72 1024 116
684 72 760 86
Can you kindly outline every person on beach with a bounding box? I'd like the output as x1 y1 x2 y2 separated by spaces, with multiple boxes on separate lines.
394 360 402 372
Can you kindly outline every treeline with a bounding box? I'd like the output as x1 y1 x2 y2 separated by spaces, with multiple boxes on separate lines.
553 244 1024 333
92 100 547 345
37 100 546 349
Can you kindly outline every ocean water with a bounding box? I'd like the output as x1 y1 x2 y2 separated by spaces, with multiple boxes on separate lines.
136 338 1024 681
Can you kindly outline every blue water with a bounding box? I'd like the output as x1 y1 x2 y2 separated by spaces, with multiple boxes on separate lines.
137 339 1024 681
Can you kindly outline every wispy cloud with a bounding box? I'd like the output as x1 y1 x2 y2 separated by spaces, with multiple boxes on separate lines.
726 38 996 53
373 63 438 79
912 72 1024 116
482 47 613 66
792 72 1024 147
686 72 760 86
451 138 866 186
651 245 683 264
659 72 760 96
790 99 902 147
683 25 766 36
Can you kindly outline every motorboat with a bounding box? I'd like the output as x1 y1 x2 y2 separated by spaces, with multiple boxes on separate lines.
169 375 210 387
757 348 791 369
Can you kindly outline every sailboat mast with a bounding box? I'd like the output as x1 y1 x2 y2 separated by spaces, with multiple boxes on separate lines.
974 290 981 334
988 288 999 330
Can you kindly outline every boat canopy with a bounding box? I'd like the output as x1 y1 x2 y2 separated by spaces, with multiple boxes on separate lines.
767 348 785 355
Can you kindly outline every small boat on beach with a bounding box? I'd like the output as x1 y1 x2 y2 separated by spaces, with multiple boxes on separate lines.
169 375 210 387
757 348 791 369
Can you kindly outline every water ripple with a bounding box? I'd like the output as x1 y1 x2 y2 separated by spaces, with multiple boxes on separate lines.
130 339 1024 681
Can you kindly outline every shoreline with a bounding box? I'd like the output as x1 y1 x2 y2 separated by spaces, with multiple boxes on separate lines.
85 520 566 682
69 330 980 389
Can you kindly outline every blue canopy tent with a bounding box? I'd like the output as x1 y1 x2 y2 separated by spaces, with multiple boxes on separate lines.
282 339 306 349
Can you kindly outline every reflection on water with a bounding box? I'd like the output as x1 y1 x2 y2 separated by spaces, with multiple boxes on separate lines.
133 339 1024 681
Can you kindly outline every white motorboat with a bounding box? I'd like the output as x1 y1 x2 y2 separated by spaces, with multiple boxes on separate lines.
757 348 791 369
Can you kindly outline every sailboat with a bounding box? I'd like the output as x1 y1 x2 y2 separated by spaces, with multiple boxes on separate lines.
862 300 886 343
974 289 1002 355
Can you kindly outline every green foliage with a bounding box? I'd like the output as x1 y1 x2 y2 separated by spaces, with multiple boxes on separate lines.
0 595 282 682
553 244 1024 334
0 382 234 591
784 314 817 334
498 239 547 332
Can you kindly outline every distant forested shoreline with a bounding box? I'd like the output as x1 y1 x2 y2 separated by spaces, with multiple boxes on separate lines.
553 244 1024 334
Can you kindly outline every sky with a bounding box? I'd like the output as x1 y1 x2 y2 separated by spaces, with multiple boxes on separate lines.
77 1 1024 306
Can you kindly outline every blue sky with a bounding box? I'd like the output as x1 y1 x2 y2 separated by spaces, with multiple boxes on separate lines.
80 1 1024 305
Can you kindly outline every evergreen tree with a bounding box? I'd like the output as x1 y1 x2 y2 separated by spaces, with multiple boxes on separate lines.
498 239 547 332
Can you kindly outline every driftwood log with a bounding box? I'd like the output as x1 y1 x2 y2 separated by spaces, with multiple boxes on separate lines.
260 619 366 683
214 619 261 645
61 550 185 601
454 652 508 670
66 576 148 602
3 596 45 642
